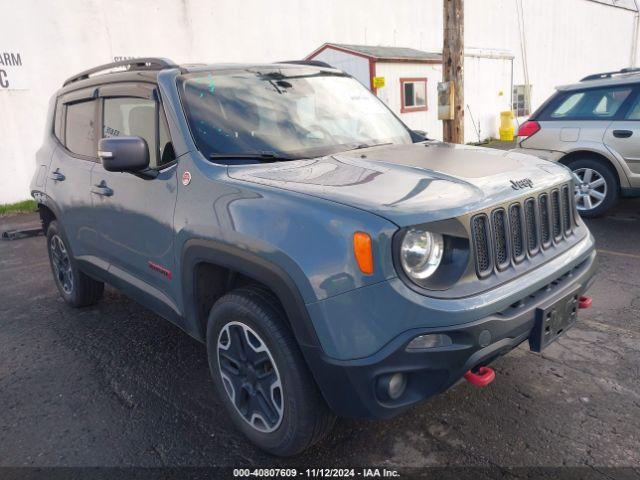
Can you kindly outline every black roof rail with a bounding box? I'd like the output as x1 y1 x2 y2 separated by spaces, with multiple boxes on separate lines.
581 67 640 81
277 60 334 69
63 57 178 87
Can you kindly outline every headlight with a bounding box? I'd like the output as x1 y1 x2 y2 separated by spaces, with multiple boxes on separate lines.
400 228 444 280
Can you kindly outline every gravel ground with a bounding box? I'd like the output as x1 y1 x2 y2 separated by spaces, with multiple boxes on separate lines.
0 200 639 471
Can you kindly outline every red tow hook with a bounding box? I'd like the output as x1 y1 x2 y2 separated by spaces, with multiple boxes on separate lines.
579 295 593 309
464 366 496 388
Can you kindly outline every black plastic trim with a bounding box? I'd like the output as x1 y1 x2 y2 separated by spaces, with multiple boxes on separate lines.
180 238 320 348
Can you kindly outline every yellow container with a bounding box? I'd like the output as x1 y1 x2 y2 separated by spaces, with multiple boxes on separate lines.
499 111 515 141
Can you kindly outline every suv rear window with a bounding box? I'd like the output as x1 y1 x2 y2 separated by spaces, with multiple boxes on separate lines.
549 87 632 120
65 100 97 157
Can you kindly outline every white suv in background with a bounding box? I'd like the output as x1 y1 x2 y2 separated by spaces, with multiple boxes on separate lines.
513 68 640 217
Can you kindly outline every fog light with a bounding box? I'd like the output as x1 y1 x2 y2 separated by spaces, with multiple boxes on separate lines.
387 373 407 400
406 333 452 351
377 372 407 401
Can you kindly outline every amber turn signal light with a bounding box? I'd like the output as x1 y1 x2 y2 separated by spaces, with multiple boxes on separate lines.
353 232 374 275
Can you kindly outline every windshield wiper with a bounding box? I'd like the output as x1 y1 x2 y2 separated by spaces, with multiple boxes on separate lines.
346 142 393 151
209 152 297 162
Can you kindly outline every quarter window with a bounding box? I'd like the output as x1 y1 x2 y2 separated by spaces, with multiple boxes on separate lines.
54 98 64 143
65 100 97 157
550 87 632 120
400 78 428 112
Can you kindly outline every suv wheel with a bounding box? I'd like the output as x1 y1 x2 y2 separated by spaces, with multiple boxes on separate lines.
567 158 618 218
206 286 335 456
46 221 104 307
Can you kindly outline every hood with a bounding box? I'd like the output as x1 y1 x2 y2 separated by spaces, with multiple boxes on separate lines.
227 141 572 227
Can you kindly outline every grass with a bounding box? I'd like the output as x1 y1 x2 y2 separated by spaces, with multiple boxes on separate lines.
0 199 37 216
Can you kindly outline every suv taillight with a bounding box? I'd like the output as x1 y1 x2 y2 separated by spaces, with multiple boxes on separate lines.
517 120 541 139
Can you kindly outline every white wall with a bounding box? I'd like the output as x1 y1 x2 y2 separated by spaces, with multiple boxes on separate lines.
1 0 638 203
466 0 640 117
464 53 513 142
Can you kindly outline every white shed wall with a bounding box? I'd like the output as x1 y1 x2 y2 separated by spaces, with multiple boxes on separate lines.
374 62 442 139
312 48 371 88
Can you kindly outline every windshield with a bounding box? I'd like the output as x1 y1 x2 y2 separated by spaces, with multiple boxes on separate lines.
179 67 413 160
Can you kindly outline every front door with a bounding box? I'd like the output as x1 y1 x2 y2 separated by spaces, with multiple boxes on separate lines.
88 83 179 309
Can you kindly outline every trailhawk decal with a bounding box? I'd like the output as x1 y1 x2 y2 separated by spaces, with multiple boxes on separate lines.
148 261 172 280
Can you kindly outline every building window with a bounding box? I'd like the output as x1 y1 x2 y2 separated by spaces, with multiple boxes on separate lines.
513 84 532 117
400 78 428 113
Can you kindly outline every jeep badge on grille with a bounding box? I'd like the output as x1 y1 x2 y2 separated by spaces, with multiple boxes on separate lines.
510 178 534 190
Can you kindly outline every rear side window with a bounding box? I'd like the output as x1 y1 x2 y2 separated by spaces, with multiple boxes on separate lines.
65 100 97 157
549 87 632 120
625 95 640 119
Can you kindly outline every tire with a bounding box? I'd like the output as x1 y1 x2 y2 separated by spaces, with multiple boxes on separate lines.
206 285 335 456
566 158 618 218
46 220 104 307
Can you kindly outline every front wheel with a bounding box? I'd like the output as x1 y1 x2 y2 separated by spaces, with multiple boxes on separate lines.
206 286 335 456
567 158 618 218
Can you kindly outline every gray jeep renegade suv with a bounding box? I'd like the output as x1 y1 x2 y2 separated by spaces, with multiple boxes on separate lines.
31 58 597 456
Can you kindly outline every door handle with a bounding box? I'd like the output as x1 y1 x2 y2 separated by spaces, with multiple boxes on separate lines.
613 129 633 138
91 183 113 197
49 170 65 181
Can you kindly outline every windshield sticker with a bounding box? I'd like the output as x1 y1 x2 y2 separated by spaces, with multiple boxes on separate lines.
193 74 216 95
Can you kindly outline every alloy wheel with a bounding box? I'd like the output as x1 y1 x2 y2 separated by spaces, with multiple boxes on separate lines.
217 321 284 433
50 234 74 295
573 167 607 211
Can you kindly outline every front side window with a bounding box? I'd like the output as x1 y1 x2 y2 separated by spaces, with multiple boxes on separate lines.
400 78 428 112
179 68 412 160
102 97 175 168
65 100 97 157
549 87 632 120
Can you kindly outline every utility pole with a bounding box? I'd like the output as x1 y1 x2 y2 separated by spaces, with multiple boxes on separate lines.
443 0 464 143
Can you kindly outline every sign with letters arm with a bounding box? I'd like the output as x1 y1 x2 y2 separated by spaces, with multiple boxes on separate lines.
0 51 28 90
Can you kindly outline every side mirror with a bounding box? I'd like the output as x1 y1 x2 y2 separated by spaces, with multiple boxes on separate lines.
98 136 150 173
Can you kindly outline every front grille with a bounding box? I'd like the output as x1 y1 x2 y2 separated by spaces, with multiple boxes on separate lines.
509 204 525 263
471 215 492 276
551 189 562 241
492 209 509 270
470 183 575 278
524 198 539 255
539 193 551 248
561 185 572 235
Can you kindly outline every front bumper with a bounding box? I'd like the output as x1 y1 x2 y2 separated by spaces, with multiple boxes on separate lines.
301 247 597 419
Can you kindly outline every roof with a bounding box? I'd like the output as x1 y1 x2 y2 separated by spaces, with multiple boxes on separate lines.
59 59 338 93
309 43 442 63
588 0 638 11
558 72 640 91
